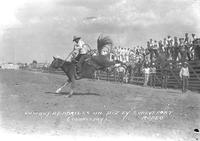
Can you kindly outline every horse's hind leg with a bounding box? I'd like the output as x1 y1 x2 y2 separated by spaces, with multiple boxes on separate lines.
56 81 69 93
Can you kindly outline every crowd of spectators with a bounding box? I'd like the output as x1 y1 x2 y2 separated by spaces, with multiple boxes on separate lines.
146 33 199 63
107 33 199 66
106 33 199 92
109 46 146 64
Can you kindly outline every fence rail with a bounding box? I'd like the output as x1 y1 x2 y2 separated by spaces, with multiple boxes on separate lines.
38 60 200 93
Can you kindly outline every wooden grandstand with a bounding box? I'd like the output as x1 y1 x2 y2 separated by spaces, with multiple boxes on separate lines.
46 60 200 92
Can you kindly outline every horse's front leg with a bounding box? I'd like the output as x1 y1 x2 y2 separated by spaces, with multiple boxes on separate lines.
56 81 69 93
66 79 75 98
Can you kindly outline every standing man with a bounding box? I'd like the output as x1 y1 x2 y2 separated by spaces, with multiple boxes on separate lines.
173 36 179 61
153 40 159 59
192 34 200 60
143 63 150 87
179 38 186 61
162 68 169 89
149 39 154 64
179 62 190 93
167 35 173 60
184 33 191 61
163 38 168 56
150 62 156 88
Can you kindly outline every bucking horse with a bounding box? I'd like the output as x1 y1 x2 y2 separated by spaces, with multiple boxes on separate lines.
50 35 123 97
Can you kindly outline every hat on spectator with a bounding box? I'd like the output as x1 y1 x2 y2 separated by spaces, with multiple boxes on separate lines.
183 61 188 66
73 36 81 41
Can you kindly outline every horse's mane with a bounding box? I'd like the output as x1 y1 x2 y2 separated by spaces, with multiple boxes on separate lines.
97 34 113 55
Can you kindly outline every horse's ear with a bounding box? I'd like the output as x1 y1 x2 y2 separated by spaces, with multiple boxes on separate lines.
53 56 56 60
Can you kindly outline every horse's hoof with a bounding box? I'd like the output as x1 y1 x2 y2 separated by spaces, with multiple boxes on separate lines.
65 94 72 98
56 88 61 93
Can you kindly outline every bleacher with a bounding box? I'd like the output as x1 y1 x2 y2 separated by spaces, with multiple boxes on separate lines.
44 60 200 92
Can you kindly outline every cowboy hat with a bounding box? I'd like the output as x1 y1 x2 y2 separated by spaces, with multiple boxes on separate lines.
73 36 81 41
182 61 188 66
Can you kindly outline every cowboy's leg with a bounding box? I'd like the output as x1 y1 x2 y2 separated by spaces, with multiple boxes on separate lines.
76 54 88 73
75 53 82 62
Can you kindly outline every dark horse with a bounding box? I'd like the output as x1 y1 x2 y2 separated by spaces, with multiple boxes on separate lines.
50 35 122 97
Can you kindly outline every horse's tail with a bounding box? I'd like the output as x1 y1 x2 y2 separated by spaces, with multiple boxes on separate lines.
97 34 113 55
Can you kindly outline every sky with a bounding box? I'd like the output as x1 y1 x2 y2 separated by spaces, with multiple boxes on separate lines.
0 0 200 63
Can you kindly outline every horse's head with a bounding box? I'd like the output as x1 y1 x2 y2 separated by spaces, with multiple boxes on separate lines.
50 57 65 69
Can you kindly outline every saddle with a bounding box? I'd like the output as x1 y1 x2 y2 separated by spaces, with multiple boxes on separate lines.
73 55 101 76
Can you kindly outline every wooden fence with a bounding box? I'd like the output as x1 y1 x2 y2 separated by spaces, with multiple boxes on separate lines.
42 60 200 92
129 60 200 92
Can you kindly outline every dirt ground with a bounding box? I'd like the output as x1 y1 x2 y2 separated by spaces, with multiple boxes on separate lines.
0 70 200 141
